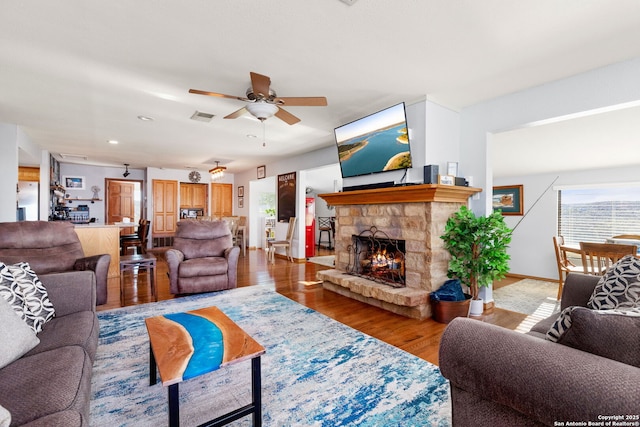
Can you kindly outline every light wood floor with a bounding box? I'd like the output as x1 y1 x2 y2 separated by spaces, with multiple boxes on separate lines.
100 248 530 366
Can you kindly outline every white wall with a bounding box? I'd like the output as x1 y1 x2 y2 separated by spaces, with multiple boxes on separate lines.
495 164 640 280
460 57 640 293
0 124 19 222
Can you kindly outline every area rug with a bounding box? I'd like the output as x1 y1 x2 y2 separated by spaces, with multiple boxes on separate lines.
307 255 335 267
91 285 450 426
493 278 561 319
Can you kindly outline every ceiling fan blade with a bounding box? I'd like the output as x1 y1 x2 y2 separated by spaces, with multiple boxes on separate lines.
224 107 248 119
189 89 248 102
275 96 328 107
250 72 271 99
275 107 301 125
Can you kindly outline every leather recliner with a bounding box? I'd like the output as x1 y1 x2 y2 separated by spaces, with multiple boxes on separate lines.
166 220 240 294
0 221 110 305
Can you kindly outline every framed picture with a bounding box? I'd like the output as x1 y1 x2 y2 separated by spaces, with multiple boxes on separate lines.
438 174 455 186
257 165 266 179
63 176 85 190
493 185 524 215
238 197 244 208
238 186 244 197
447 162 458 177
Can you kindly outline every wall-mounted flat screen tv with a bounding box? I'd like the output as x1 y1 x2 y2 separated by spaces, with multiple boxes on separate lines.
334 102 412 179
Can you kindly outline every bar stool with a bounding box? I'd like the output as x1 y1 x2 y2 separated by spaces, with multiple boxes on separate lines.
317 217 332 249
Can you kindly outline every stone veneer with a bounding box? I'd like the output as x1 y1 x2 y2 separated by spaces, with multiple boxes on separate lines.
317 184 480 319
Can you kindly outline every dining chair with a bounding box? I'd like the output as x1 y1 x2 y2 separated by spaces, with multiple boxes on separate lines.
268 217 297 264
121 219 150 255
579 241 637 276
552 236 583 300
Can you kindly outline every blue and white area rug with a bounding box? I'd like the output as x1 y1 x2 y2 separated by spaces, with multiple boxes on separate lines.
91 286 451 426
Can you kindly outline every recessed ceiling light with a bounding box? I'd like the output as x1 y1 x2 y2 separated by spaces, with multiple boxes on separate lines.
246 134 257 138
137 115 154 121
108 140 119 144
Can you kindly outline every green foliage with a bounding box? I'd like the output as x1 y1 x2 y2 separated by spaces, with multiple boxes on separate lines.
440 206 513 300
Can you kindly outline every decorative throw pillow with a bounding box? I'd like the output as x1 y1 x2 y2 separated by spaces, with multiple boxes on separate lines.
547 306 640 367
0 403 10 427
4 262 55 333
0 262 28 322
0 295 40 370
587 254 640 310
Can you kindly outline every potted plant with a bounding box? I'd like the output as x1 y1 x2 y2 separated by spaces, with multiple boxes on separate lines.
440 205 512 315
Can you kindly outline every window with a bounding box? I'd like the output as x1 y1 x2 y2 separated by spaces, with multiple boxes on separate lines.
558 185 640 245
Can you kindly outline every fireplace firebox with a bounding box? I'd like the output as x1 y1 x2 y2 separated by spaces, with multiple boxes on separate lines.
347 226 406 287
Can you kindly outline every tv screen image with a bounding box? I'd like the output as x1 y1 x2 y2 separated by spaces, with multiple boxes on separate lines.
334 102 412 178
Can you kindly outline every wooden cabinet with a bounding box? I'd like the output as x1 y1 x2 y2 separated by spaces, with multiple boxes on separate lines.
211 183 233 218
180 183 207 210
152 179 178 236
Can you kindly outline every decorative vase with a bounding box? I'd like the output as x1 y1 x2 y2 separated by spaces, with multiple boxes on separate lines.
469 298 484 316
431 294 472 324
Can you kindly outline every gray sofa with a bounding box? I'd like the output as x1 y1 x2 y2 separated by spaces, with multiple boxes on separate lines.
439 272 640 426
0 270 99 426
0 221 110 306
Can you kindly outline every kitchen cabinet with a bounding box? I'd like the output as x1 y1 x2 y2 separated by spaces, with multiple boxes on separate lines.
211 183 233 218
152 179 178 237
180 183 207 210
74 225 120 279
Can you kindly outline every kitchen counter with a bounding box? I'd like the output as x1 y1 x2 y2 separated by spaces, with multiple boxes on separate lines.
74 225 120 279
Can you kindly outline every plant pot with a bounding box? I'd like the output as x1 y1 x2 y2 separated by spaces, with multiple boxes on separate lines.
469 298 484 316
431 294 472 324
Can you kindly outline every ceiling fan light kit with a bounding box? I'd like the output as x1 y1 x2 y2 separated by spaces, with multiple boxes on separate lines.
189 71 327 126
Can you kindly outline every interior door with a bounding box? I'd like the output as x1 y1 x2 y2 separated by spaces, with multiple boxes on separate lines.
107 180 136 232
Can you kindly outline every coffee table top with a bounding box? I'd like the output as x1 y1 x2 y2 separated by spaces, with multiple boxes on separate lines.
145 306 265 386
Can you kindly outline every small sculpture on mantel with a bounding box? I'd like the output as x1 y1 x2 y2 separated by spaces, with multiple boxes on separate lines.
91 185 101 200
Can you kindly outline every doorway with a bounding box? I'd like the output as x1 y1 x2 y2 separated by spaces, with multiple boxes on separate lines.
105 179 143 227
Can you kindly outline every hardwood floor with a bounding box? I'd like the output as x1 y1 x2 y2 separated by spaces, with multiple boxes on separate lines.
100 247 529 366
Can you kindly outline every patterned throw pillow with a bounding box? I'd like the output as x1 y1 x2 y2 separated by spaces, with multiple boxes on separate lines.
546 306 640 367
0 262 55 333
587 254 640 310
0 262 28 322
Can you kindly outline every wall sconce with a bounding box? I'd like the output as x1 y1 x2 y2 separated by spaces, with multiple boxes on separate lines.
209 161 226 180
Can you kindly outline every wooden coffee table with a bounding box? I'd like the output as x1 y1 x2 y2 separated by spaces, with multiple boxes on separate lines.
145 306 265 427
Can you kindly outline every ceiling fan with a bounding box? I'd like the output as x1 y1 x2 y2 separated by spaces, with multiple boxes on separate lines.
189 72 327 125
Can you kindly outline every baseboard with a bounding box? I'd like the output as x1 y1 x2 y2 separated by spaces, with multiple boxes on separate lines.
504 273 557 282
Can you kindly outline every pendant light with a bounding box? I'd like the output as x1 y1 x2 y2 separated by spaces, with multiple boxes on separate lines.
209 161 226 180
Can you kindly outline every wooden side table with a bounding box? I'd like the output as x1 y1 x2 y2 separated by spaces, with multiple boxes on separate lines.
119 253 157 306
145 306 265 427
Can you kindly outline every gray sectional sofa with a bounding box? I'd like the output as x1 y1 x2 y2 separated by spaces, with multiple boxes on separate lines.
439 272 640 426
0 270 99 426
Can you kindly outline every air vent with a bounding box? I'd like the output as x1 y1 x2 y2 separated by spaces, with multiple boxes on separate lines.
190 111 215 122
59 153 89 161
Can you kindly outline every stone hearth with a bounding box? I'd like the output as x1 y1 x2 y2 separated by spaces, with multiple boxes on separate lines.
318 184 481 319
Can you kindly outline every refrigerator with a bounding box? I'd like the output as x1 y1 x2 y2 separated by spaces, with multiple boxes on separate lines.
17 181 39 221
305 197 316 258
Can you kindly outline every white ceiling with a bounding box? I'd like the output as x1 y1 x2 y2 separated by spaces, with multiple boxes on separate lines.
2 0 640 174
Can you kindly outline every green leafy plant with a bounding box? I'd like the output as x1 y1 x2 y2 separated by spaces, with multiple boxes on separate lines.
265 208 276 217
440 206 513 300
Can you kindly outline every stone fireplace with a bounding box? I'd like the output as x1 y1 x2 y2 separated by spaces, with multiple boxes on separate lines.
317 184 480 319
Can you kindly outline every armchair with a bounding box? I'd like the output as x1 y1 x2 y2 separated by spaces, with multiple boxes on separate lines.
0 221 110 305
165 220 240 294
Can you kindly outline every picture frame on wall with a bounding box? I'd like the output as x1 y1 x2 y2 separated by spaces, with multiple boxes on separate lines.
493 185 524 216
63 176 85 190
238 197 244 208
238 186 244 197
257 165 266 179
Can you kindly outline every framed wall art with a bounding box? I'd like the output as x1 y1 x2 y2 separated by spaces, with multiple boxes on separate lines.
492 185 524 215
238 186 244 197
63 176 85 190
257 165 266 179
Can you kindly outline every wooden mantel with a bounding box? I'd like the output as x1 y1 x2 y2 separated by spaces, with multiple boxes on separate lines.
318 184 482 206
